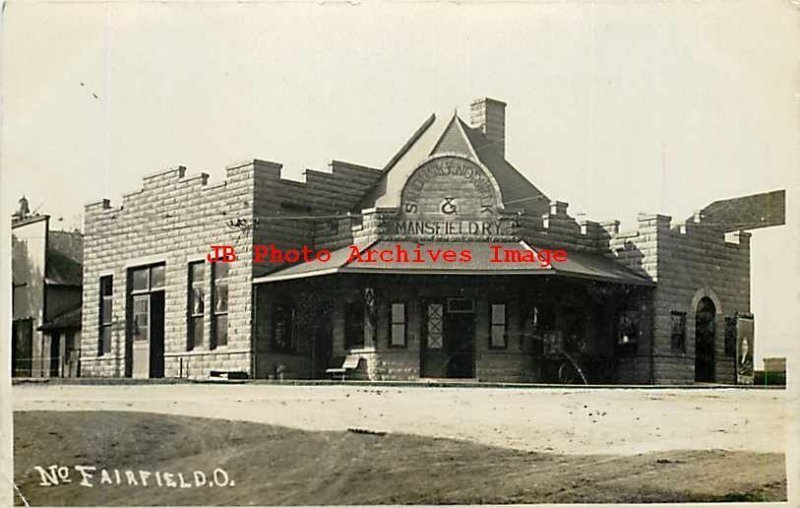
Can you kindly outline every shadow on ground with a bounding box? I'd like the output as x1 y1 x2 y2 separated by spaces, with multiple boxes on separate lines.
14 411 786 506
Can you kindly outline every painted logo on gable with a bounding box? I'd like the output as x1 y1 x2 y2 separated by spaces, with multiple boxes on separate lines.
402 157 498 214
391 156 517 239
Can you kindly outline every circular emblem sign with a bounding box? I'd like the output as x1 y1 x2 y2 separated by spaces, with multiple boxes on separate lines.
392 156 514 240
400 156 500 217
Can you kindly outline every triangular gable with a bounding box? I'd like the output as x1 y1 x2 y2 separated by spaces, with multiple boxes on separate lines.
358 109 553 217
430 114 479 159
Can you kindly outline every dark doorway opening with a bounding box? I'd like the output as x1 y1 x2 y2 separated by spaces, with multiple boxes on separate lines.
49 332 61 377
312 301 334 379
65 331 80 377
149 291 165 378
445 312 476 378
12 319 33 377
421 300 476 378
695 297 716 382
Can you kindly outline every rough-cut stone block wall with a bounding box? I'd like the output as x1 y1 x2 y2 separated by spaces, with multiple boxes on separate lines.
251 160 311 276
609 214 750 384
477 352 535 382
474 299 528 382
82 156 380 379
616 356 652 384
81 164 260 378
520 200 614 254
370 297 422 380
606 217 660 383
249 161 382 378
251 160 382 273
653 220 749 384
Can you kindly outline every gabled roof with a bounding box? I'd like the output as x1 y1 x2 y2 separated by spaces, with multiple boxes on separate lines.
456 117 550 216
382 114 437 173
356 113 451 209
356 110 551 216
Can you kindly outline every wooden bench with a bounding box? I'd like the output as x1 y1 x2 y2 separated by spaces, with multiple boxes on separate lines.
325 355 362 381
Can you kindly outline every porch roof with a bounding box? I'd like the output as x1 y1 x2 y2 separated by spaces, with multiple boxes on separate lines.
38 305 82 332
252 241 654 286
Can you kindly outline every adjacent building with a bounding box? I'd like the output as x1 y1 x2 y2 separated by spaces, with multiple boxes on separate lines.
12 198 83 377
79 97 784 383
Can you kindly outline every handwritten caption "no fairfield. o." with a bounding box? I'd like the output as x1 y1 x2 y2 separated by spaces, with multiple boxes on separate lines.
33 464 235 489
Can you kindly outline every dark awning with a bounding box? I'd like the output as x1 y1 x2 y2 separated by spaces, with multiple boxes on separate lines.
38 306 82 332
252 240 653 286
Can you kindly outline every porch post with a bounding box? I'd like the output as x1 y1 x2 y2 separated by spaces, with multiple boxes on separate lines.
364 287 377 346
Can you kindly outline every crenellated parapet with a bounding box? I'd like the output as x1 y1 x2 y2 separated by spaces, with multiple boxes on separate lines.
301 160 383 213
80 156 381 378
250 159 381 258
522 200 612 253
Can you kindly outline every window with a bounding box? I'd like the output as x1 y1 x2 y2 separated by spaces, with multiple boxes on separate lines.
132 267 149 292
390 303 406 347
344 302 365 349
617 310 639 345
272 304 296 352
448 298 474 313
129 264 164 345
211 262 229 348
490 303 507 349
150 264 166 290
132 294 150 342
187 262 205 350
132 265 166 292
724 317 737 357
427 303 443 349
670 312 686 352
99 276 113 355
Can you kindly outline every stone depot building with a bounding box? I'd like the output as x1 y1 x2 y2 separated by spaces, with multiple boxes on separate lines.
80 97 780 383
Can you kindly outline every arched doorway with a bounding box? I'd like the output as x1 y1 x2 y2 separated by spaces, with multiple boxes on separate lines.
695 297 716 382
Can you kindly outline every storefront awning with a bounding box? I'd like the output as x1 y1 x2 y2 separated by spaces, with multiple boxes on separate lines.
37 306 82 332
252 240 653 286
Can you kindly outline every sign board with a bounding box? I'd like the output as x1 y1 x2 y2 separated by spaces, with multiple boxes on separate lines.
736 315 755 385
390 156 518 240
699 189 785 232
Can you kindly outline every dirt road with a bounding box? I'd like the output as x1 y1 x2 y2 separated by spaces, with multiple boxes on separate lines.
13 383 788 455
12 411 787 505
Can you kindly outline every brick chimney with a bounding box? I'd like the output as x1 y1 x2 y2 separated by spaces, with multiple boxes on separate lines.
470 97 507 157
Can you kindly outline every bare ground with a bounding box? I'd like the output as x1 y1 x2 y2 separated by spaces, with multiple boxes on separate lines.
12 384 788 455
13 411 786 506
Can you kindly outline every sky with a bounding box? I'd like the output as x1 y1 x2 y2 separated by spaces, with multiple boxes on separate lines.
2 0 798 366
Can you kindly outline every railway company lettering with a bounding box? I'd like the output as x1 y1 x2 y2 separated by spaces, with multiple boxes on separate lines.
395 156 513 239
